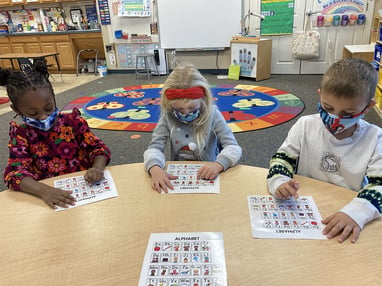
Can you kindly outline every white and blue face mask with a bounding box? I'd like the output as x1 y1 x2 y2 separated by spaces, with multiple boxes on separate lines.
22 107 59 131
172 108 201 123
317 103 367 135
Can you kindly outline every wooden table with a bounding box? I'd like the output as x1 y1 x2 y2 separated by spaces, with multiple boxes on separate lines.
0 52 63 82
0 163 380 286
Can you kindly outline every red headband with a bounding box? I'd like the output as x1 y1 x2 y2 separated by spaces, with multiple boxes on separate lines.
165 86 205 100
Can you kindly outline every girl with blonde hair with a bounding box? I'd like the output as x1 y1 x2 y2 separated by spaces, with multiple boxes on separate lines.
144 64 242 192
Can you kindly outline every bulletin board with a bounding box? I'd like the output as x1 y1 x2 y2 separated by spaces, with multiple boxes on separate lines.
157 0 242 49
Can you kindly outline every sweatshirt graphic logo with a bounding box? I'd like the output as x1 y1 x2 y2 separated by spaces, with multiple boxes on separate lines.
320 152 340 174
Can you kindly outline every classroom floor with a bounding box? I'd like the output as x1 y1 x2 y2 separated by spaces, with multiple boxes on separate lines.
0 72 381 191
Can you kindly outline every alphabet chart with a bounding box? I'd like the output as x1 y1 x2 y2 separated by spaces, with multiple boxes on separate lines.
54 170 118 211
139 232 227 286
247 195 327 240
166 164 220 194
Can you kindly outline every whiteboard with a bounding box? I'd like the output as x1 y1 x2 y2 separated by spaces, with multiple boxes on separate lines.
157 0 242 49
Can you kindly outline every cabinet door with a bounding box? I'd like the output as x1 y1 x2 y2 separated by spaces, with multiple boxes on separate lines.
40 42 57 67
56 42 75 70
230 42 258 78
0 44 12 69
25 42 41 53
0 0 11 6
11 43 25 54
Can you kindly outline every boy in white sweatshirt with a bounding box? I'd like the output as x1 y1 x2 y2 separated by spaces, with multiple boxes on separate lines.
267 58 382 243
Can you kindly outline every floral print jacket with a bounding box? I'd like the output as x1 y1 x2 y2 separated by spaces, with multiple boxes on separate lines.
4 108 111 191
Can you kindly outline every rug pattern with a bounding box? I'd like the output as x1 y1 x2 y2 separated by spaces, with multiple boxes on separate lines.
62 84 304 132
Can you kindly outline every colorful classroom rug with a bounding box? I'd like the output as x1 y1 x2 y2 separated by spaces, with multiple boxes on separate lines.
62 84 304 133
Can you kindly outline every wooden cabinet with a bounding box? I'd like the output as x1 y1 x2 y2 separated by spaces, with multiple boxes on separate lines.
71 32 105 60
56 42 75 69
39 34 75 71
0 32 103 72
342 44 375 62
230 38 272 81
0 0 78 7
0 0 11 6
25 42 41 53
10 43 24 53
13 0 60 3
0 37 12 68
9 35 40 53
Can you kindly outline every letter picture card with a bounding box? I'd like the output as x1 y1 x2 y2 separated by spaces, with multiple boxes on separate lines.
139 232 227 286
166 163 220 194
54 170 118 211
247 195 327 240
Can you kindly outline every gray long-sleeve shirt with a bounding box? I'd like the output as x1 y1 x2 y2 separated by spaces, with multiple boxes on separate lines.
144 105 242 171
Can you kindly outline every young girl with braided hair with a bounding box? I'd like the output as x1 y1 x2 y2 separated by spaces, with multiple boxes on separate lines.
2 60 111 209
144 64 242 193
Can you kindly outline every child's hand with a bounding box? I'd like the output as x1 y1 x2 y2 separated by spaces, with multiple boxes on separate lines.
322 212 361 243
274 179 300 199
84 167 104 184
197 162 223 180
149 166 178 193
40 186 76 209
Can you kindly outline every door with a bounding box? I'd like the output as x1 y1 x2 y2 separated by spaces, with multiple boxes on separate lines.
0 44 12 68
250 0 374 74
56 42 76 70
300 0 374 74
25 43 41 53
41 42 58 68
0 0 11 6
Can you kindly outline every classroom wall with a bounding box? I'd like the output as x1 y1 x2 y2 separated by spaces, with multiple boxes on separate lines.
100 0 243 71
101 1 379 73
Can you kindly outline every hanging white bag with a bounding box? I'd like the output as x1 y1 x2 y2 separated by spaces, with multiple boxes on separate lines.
292 15 320 60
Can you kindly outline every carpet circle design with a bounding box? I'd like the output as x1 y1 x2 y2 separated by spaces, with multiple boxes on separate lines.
62 84 304 133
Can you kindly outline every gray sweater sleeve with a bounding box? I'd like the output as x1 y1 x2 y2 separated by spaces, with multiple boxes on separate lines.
143 115 169 171
212 107 242 170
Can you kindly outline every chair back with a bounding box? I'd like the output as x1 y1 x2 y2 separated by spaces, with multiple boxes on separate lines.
17 58 33 72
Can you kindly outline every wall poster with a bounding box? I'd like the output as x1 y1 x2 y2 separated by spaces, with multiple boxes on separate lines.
260 0 294 35
316 0 366 15
118 0 151 17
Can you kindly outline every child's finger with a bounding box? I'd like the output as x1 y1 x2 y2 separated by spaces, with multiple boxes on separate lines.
164 178 174 190
168 174 178 180
350 228 360 243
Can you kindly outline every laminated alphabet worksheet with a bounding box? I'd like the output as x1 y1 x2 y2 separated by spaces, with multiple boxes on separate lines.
247 195 327 240
54 170 118 211
166 163 220 194
139 232 227 286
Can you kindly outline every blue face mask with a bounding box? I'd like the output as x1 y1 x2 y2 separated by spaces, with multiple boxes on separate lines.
173 108 201 123
22 108 59 131
317 103 367 135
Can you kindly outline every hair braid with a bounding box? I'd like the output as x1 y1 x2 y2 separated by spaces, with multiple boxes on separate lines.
0 59 54 107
